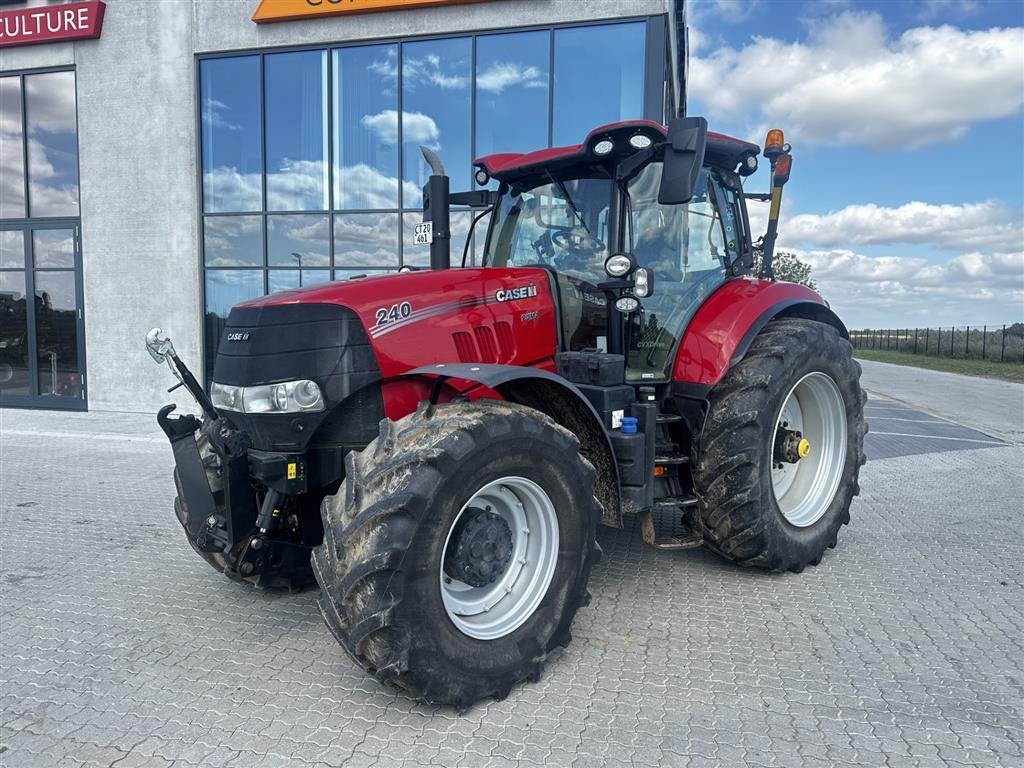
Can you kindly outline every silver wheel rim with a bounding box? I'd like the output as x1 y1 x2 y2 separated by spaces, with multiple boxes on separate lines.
771 372 847 528
440 476 559 641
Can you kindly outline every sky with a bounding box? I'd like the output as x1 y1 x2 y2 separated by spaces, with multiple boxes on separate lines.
685 0 1024 329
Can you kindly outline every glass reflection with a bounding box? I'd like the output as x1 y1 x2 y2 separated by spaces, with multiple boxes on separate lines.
402 210 472 268
201 56 262 213
333 45 401 210
552 23 645 146
25 71 80 218
267 269 331 293
34 270 80 398
33 229 75 268
204 269 263 375
0 270 29 395
476 31 549 159
265 51 328 211
0 77 26 219
333 212 399 269
0 229 24 269
403 37 471 208
204 216 262 267
267 215 329 267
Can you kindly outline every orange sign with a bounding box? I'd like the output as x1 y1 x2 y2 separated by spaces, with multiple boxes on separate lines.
252 0 483 24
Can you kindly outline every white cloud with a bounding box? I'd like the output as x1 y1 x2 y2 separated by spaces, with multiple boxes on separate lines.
782 201 1024 252
788 247 1024 327
476 62 546 93
360 110 439 146
689 11 1024 149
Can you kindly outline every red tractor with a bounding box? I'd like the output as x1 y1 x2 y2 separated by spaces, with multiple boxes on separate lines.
147 117 866 708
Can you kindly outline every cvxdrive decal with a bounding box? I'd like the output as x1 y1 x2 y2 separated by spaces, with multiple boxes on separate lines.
495 284 538 303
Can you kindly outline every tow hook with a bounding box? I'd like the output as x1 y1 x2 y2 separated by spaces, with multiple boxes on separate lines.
774 425 810 467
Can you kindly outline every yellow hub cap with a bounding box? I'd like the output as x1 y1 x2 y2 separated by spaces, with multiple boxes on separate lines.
797 438 811 459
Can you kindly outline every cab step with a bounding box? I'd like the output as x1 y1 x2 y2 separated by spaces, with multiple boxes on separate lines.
655 453 689 465
639 495 703 550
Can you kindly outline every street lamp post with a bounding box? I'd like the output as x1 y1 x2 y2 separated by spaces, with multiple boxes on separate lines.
291 252 303 286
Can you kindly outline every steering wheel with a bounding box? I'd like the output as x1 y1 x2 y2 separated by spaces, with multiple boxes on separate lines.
552 226 605 254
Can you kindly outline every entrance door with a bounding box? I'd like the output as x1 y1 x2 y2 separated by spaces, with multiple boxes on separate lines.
0 224 86 409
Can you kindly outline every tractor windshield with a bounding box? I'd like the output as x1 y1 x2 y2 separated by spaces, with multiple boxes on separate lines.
484 163 740 381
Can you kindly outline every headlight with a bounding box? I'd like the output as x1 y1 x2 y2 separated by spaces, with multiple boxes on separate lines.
628 133 652 149
634 267 653 298
211 379 324 414
615 296 640 313
593 139 614 156
604 253 635 278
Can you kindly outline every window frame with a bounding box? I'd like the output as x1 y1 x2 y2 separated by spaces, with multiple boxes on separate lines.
0 66 87 411
195 15 670 381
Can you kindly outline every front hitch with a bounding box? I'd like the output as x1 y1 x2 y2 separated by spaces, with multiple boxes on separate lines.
145 328 219 421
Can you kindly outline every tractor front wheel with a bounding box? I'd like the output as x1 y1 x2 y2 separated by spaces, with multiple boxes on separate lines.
312 399 602 708
692 318 867 571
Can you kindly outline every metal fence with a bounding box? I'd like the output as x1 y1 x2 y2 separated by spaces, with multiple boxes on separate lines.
850 326 1024 363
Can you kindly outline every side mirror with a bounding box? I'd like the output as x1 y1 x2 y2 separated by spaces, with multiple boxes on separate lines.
658 116 708 205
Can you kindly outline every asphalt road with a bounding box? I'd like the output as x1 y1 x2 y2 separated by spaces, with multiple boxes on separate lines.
1 364 1022 768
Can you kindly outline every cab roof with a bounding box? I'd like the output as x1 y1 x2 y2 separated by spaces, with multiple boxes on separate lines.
475 120 760 182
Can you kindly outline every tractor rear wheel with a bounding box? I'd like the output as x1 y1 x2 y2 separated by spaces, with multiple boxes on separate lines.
172 422 316 590
312 399 602 708
692 318 867 571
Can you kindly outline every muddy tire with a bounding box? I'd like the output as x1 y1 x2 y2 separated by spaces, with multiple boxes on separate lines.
173 423 315 590
692 318 867 572
312 399 602 709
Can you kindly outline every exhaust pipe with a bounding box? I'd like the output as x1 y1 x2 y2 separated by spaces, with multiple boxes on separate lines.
420 146 451 271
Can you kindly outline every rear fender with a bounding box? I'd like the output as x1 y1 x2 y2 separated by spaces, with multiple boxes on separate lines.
672 279 848 389
402 363 622 527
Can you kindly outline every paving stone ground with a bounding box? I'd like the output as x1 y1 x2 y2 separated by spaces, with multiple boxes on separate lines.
1 391 1022 767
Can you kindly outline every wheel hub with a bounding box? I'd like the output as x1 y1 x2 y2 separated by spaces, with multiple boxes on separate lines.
774 427 810 466
444 508 514 588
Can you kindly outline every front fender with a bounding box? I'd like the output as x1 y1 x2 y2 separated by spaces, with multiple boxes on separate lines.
672 279 848 388
405 363 623 527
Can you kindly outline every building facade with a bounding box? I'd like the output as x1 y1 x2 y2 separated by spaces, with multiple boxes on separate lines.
0 0 682 413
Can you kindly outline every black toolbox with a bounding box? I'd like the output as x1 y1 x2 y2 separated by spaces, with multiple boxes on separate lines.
556 351 625 386
574 384 635 429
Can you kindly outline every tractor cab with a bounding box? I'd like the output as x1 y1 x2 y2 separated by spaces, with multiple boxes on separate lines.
475 120 760 382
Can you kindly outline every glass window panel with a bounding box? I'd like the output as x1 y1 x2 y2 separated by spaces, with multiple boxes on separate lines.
402 210 472 268
267 269 331 293
32 228 75 268
552 23 645 146
201 56 262 213
333 45 400 210
333 212 399 269
267 214 329 267
0 229 24 269
204 215 262 268
265 51 328 211
25 71 79 218
0 270 29 396
475 31 549 159
0 77 26 219
204 269 263 376
34 270 81 398
402 38 471 208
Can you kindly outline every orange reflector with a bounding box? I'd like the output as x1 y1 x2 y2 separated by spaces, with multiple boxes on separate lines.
653 466 667 477
774 154 792 180
764 128 785 151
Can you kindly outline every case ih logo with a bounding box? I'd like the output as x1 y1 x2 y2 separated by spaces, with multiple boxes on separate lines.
0 1 105 48
495 284 538 303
